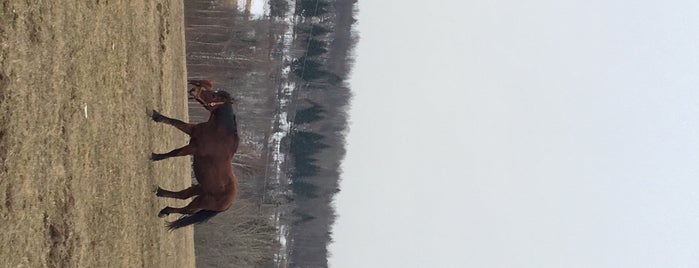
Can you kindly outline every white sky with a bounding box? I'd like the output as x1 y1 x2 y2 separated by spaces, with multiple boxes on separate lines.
329 1 699 267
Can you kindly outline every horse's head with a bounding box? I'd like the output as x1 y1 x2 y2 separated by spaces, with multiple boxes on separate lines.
188 80 233 110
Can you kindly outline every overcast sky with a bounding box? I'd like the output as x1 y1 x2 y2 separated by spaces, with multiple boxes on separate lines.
329 1 699 267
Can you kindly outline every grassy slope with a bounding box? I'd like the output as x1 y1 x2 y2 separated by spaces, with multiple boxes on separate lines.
0 1 194 267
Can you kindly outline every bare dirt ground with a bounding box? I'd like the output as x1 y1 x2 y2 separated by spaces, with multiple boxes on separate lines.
0 1 195 267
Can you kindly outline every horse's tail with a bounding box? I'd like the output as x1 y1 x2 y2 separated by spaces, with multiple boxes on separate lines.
167 210 220 231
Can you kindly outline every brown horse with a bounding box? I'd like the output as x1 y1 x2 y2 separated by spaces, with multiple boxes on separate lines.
150 79 239 230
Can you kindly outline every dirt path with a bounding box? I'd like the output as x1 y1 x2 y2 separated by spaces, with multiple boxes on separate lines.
0 1 194 267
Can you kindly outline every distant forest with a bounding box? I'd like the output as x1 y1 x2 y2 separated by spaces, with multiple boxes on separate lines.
183 0 358 267
282 0 357 267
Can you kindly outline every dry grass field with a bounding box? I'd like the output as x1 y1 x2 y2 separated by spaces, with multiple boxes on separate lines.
0 1 195 267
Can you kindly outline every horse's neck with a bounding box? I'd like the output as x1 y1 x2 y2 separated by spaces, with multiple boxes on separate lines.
208 105 237 135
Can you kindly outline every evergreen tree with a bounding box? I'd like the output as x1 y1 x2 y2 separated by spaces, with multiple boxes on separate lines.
305 39 328 57
296 0 330 17
291 180 319 199
297 24 333 37
289 130 328 178
294 101 324 124
292 56 325 81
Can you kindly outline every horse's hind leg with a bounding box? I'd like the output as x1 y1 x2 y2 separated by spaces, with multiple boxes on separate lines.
149 109 194 135
158 196 204 217
151 144 195 161
156 185 202 199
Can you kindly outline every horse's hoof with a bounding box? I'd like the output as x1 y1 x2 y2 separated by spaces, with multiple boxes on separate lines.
158 208 169 218
148 109 163 122
155 186 165 197
146 109 156 120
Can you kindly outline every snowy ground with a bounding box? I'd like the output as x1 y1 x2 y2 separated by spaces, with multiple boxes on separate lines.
267 1 297 266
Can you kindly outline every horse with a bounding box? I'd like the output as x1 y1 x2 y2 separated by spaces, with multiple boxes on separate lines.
149 79 239 230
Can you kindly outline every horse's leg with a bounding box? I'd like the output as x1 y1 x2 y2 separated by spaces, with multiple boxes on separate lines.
156 185 202 199
149 109 194 135
151 144 195 161
158 196 204 217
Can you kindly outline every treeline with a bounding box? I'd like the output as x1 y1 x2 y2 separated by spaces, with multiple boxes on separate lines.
279 0 358 267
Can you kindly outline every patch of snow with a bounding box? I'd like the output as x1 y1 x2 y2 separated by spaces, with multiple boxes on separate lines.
236 0 269 19
268 1 298 267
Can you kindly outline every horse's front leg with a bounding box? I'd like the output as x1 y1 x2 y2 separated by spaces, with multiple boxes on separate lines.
151 144 195 161
148 109 194 135
156 185 202 199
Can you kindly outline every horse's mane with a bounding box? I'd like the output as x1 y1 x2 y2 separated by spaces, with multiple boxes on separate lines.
213 104 237 136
